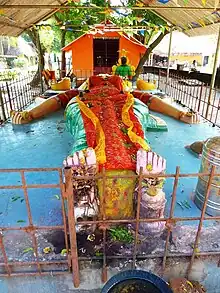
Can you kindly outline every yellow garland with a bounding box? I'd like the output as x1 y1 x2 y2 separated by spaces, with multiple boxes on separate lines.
76 96 106 164
122 93 151 152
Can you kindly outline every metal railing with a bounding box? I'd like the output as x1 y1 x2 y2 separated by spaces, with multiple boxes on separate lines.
0 166 220 288
0 168 71 278
0 67 219 127
141 68 220 127
0 71 42 122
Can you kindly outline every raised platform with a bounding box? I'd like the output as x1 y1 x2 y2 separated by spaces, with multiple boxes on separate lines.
0 104 219 224
0 105 220 292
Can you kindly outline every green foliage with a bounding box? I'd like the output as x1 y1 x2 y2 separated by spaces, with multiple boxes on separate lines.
23 247 33 253
0 70 18 81
11 195 22 202
14 56 28 68
21 0 168 75
39 26 55 53
95 250 103 257
8 37 18 47
109 226 133 243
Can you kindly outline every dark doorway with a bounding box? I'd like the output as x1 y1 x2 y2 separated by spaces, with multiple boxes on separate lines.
93 38 119 74
203 56 209 66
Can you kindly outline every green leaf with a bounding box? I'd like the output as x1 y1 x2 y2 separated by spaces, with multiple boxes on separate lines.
120 127 128 135
95 251 103 257
11 196 21 202
61 249 68 255
23 247 33 253
123 142 133 149
109 227 133 244
17 220 26 223
160 26 165 34
53 195 60 200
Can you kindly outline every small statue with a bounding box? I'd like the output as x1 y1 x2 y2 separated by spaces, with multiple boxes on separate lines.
135 150 167 236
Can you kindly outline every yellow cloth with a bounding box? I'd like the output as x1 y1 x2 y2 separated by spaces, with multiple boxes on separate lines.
76 96 106 164
98 170 135 219
122 93 151 151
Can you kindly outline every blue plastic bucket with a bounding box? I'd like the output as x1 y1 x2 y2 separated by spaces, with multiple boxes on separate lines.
101 270 172 293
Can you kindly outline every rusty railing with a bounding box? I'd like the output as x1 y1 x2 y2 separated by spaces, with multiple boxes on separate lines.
1 167 219 287
0 168 72 279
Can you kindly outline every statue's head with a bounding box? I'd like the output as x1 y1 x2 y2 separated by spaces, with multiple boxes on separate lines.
121 56 127 65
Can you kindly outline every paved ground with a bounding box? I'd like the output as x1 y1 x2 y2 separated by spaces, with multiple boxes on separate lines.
0 275 100 293
0 101 219 292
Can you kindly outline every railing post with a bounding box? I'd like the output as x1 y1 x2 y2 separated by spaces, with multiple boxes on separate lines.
0 88 6 121
6 82 13 110
101 167 107 283
205 25 220 119
64 167 80 288
197 83 203 113
39 67 44 94
187 166 216 278
158 69 161 90
162 166 180 272
165 28 173 93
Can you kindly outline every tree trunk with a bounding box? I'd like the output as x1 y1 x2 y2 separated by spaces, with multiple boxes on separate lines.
61 30 66 78
134 30 169 80
26 28 45 87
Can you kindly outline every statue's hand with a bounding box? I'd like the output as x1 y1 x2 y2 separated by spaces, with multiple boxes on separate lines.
179 111 201 124
10 110 32 124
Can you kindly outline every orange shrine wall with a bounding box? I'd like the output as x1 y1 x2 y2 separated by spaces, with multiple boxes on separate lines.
119 36 146 68
71 35 93 77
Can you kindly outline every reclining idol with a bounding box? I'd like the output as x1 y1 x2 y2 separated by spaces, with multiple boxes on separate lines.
10 75 200 230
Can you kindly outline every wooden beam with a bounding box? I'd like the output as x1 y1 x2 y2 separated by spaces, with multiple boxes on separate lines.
0 5 219 10
0 21 25 29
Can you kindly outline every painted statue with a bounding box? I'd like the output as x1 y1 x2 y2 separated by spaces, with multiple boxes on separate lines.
10 75 200 234
114 56 133 80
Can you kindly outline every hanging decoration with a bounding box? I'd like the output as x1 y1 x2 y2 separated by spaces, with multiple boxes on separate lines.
198 19 206 27
158 0 170 3
176 9 220 32
136 0 144 7
155 0 218 5
98 7 113 15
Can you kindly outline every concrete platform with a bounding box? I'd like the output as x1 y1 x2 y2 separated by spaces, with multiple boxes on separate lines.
0 104 219 292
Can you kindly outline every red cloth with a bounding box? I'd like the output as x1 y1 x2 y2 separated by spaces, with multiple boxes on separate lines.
81 86 144 170
89 75 123 92
57 89 79 107
132 90 151 104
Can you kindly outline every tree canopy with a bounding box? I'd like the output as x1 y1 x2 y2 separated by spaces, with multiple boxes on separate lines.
22 0 168 53
22 0 170 79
